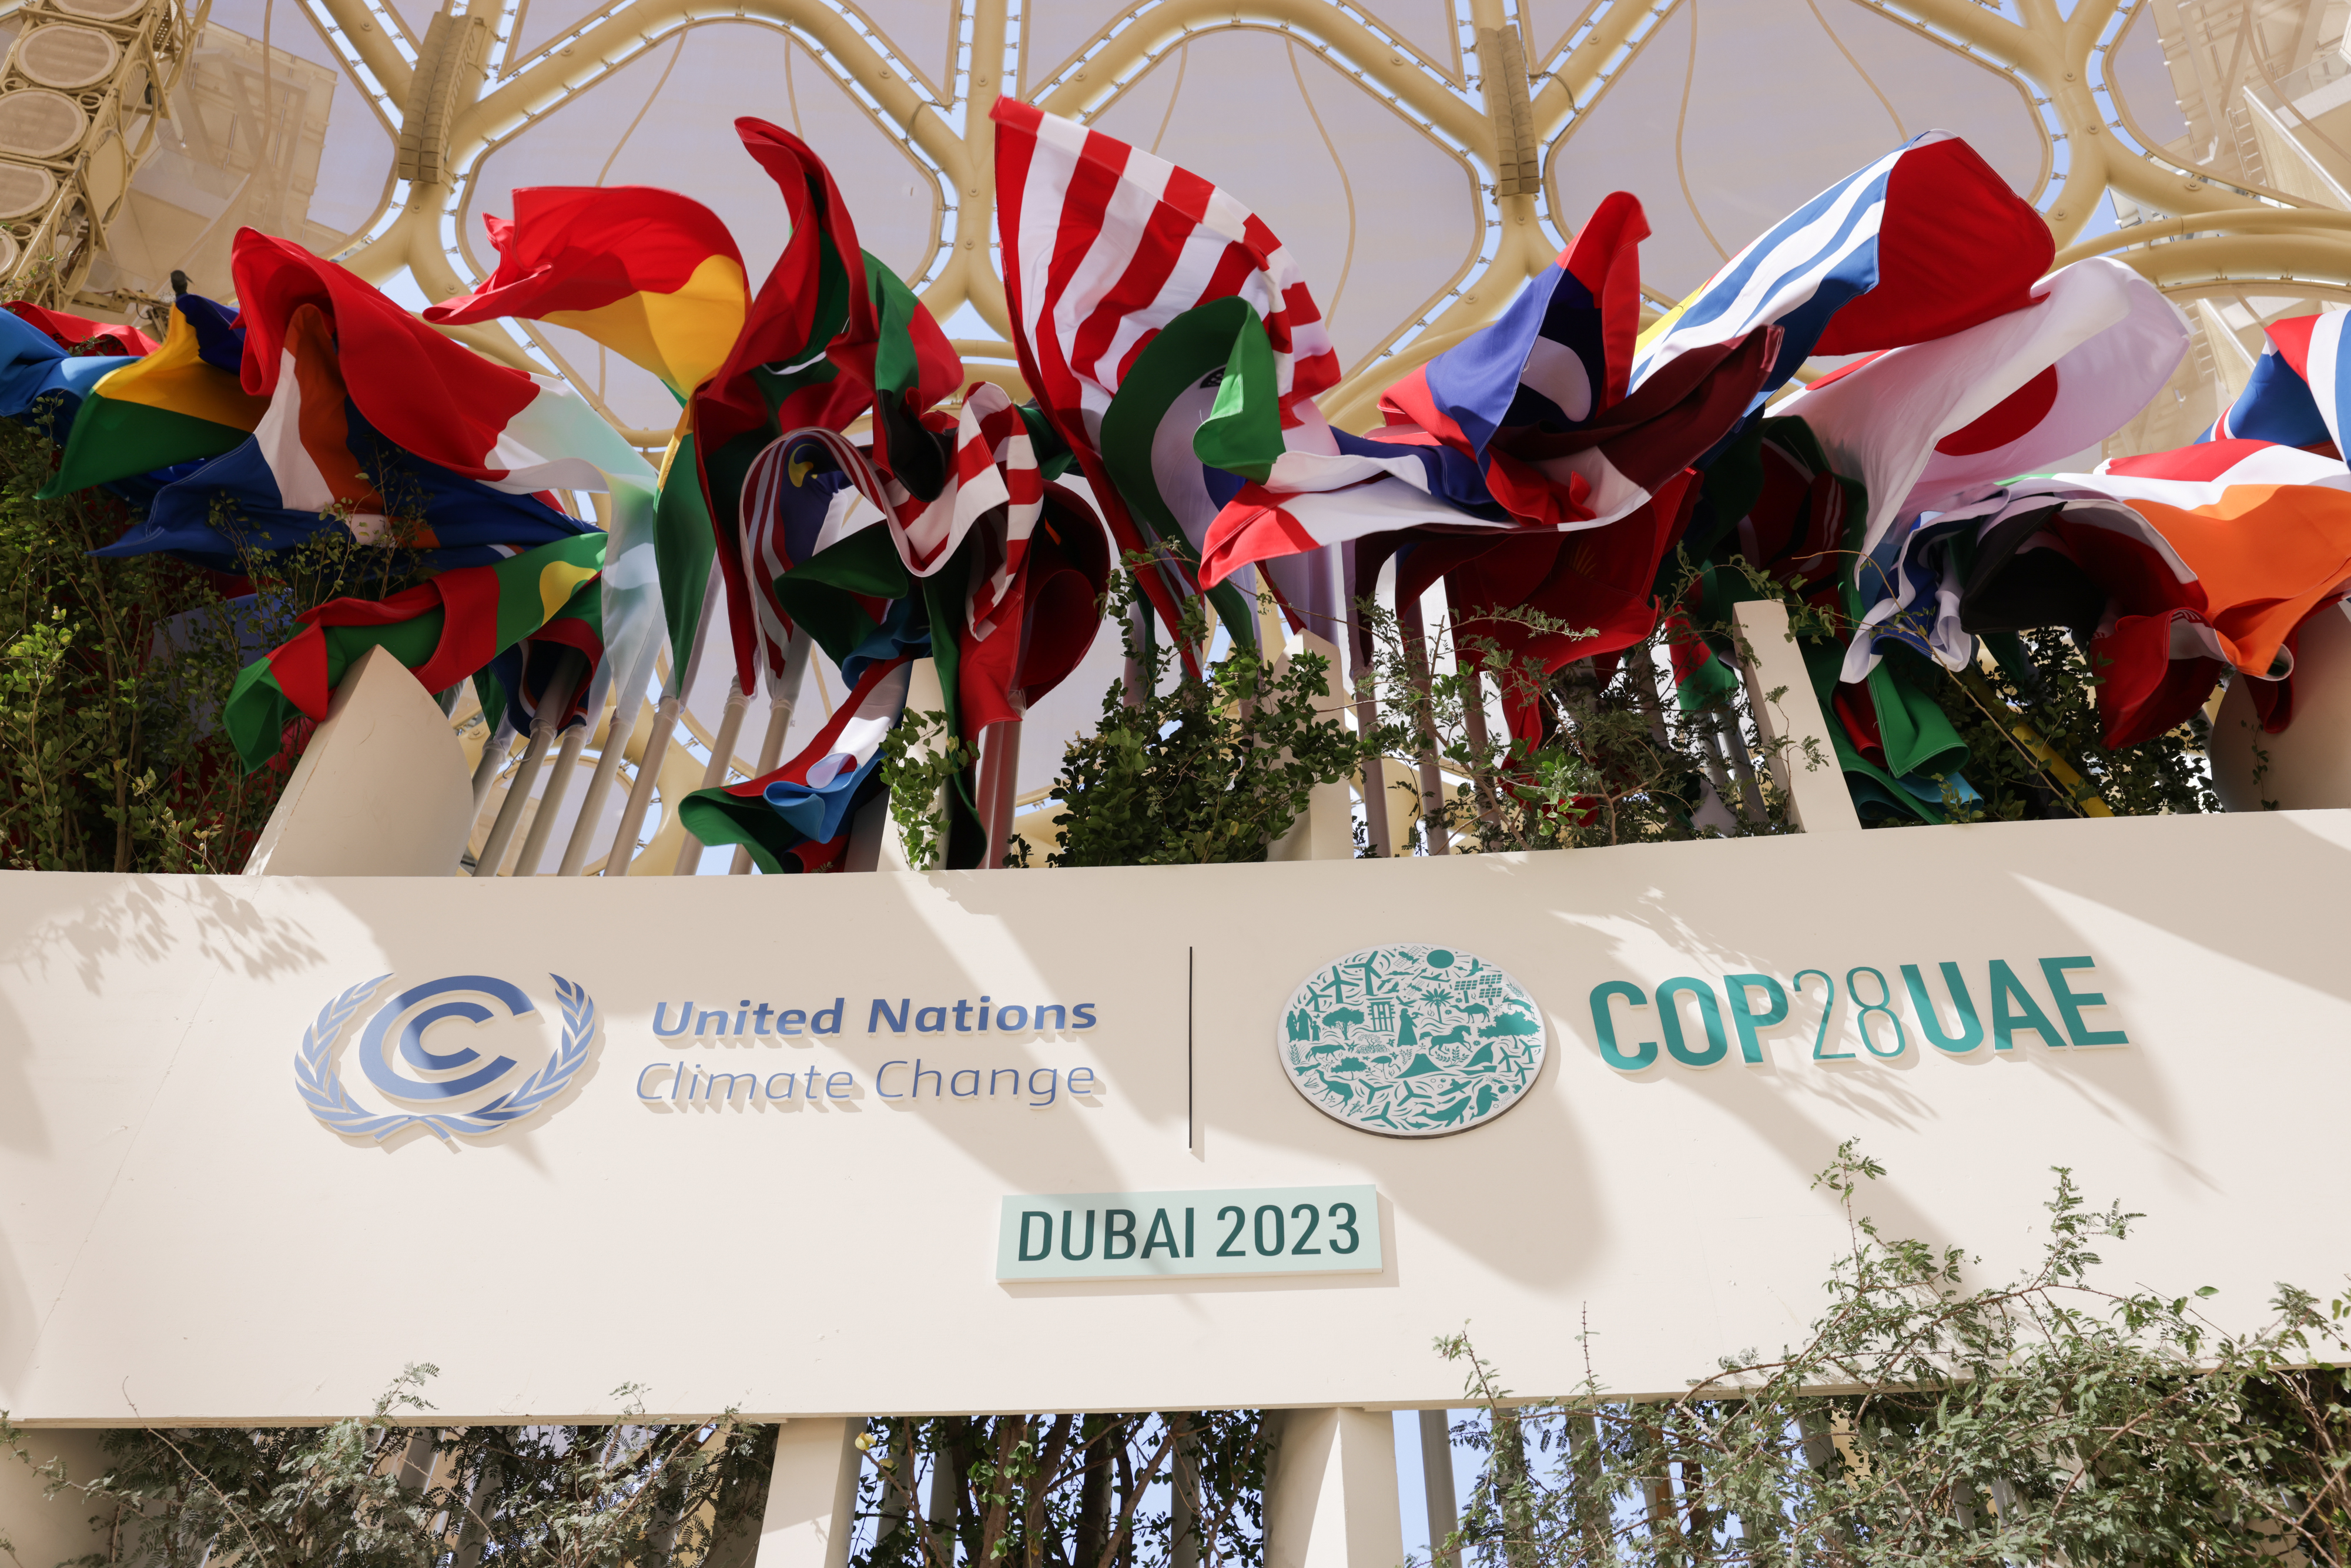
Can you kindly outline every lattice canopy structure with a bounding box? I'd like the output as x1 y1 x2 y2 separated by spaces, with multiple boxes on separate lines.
1 0 2346 444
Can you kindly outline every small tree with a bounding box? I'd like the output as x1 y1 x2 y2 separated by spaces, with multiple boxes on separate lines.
1435 1145 2351 1568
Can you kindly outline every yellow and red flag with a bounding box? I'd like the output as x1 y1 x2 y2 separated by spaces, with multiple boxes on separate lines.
425 186 749 399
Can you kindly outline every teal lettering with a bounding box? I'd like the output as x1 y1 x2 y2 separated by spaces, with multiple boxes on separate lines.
1987 961 2065 1050
2040 956 2128 1047
1590 981 1655 1071
1657 977 1728 1067
1723 974 1788 1064
1902 963 1985 1054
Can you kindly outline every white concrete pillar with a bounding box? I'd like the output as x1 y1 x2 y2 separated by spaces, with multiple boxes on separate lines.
2212 602 2351 810
243 643 478 875
1730 599 1861 833
752 1418 865 1568
1263 1407 1404 1568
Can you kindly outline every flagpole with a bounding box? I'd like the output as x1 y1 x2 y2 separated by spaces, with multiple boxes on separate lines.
1342 544 1394 859
669 675 752 875
729 631 811 875
468 711 517 820
973 715 1022 869
514 686 601 875
474 651 585 878
554 636 659 876
1396 584 1450 855
604 563 721 877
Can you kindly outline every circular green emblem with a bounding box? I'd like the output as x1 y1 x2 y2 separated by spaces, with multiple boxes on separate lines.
1278 946 1546 1137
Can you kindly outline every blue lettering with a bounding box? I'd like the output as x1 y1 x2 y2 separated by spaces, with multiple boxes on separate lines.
1072 1003 1097 1029
635 1063 674 1100
651 999 692 1038
870 998 910 1034
877 1061 907 1098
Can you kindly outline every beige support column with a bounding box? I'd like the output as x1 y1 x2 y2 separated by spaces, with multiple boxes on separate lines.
1 1428 114 1567
1262 1407 1404 1568
2212 602 2351 810
752 1419 866 1568
1267 627 1360 862
1730 600 1860 834
243 644 477 875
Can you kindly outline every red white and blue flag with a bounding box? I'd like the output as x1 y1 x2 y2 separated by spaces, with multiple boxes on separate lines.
1631 131 2050 403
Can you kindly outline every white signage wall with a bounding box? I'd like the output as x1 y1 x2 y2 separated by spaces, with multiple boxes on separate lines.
4 810 2349 1423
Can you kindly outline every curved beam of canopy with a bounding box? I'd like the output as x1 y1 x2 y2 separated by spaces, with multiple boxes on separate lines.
314 0 2351 434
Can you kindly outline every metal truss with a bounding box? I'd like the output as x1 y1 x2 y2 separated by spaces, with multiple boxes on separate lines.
13 0 2350 427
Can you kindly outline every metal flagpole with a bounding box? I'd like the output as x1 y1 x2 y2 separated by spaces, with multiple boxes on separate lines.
669 675 752 874
973 715 1023 869
554 635 659 876
468 712 517 819
514 686 602 875
473 651 585 878
1396 585 1449 854
1419 1410 1460 1568
729 631 812 874
603 563 720 876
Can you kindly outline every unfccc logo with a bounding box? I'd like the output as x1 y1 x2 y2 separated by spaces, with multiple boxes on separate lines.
295 973 597 1143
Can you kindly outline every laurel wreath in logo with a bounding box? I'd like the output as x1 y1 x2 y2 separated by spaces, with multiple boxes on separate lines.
294 974 597 1143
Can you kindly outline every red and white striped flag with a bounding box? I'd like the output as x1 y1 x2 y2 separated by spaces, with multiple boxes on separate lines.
736 383 1045 671
990 96 1339 627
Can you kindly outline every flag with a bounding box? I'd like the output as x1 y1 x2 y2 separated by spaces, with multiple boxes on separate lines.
1094 296 1349 642
42 300 272 497
674 654 914 873
1198 192 1776 590
98 303 597 575
1780 256 2188 569
4 301 156 356
2203 330 2333 450
958 480 1113 735
687 119 960 694
223 532 607 769
1632 131 2050 405
0 309 137 441
423 186 750 398
232 230 630 495
1854 463 2351 746
992 96 1338 637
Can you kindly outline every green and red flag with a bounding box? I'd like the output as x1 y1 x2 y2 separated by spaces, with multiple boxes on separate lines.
690 118 960 695
42 302 270 497
223 532 605 770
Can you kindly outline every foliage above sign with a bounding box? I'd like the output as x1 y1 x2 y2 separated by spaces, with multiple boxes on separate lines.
1278 944 1546 1137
